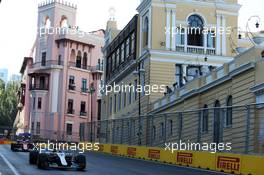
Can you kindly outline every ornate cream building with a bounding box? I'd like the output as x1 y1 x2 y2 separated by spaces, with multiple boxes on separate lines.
101 0 241 121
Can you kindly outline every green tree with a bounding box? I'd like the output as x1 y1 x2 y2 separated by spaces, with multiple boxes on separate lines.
0 80 19 127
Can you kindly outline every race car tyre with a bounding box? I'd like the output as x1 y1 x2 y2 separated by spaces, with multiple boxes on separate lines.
75 155 86 171
10 143 16 152
37 153 49 169
29 151 38 164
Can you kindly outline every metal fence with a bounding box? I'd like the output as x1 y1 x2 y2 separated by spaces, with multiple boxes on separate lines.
83 104 264 155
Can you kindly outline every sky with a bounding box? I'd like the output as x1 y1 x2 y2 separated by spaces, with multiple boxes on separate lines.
0 0 263 76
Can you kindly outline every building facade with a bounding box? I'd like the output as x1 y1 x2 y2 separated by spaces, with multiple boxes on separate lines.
14 1 104 142
101 0 241 123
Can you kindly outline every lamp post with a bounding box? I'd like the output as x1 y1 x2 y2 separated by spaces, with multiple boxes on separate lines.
88 84 95 142
133 62 145 145
246 15 261 45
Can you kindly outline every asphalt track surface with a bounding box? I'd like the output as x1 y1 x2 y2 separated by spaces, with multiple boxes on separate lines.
0 145 230 175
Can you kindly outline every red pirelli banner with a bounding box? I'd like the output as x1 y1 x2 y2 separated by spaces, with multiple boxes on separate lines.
111 145 118 154
217 156 240 172
127 147 137 156
148 149 160 159
176 152 193 164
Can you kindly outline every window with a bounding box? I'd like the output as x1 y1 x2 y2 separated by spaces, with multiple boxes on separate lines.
187 15 204 46
37 97 42 109
134 79 138 101
81 78 87 93
67 99 74 114
261 51 264 58
80 101 86 116
114 94 117 113
143 17 149 47
207 31 216 48
83 52 88 69
116 49 120 67
33 97 36 110
58 55 62 65
176 28 185 45
152 126 156 140
202 105 209 132
40 76 45 89
123 92 126 107
168 120 173 136
129 83 132 104
121 43 125 63
111 54 115 71
66 123 73 135
69 76 75 90
109 97 112 115
118 91 121 111
175 64 183 88
187 65 201 81
36 122 40 134
31 122 34 131
76 51 82 68
226 96 233 126
131 32 136 54
125 38 130 58
41 52 46 66
160 122 165 138
79 123 85 141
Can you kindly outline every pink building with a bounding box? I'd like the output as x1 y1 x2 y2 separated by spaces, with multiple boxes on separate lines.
14 1 104 142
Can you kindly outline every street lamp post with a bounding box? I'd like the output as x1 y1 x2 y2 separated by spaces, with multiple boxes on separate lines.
133 62 145 145
88 84 95 142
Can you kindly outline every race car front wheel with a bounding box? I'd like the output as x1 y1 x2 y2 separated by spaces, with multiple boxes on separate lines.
75 155 86 171
29 151 38 164
37 153 49 169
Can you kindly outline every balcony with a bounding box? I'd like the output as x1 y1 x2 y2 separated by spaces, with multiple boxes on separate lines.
80 111 87 116
29 84 49 91
176 45 216 55
68 62 103 72
67 109 75 115
68 84 76 91
32 60 64 69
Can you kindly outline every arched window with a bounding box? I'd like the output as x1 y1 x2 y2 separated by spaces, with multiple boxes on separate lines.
60 15 68 28
202 104 209 132
83 52 88 69
76 51 82 68
70 49 76 63
187 14 204 46
44 16 51 28
226 96 233 126
143 17 149 47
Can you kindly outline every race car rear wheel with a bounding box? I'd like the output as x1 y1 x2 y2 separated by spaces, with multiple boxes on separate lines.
37 153 49 169
75 155 86 171
29 151 38 164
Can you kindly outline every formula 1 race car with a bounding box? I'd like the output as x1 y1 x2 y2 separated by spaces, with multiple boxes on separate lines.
10 133 34 152
29 149 86 171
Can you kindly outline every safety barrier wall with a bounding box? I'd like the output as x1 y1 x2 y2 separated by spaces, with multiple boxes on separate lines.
97 144 264 175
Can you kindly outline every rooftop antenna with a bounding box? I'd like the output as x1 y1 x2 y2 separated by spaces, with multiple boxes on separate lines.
109 7 116 21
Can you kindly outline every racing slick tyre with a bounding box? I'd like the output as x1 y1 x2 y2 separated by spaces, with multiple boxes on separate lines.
75 155 86 171
10 143 16 152
37 153 49 169
29 151 38 164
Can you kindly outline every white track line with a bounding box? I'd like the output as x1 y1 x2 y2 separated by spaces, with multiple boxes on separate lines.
0 153 21 175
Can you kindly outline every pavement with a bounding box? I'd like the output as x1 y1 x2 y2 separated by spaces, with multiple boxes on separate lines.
0 145 230 175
